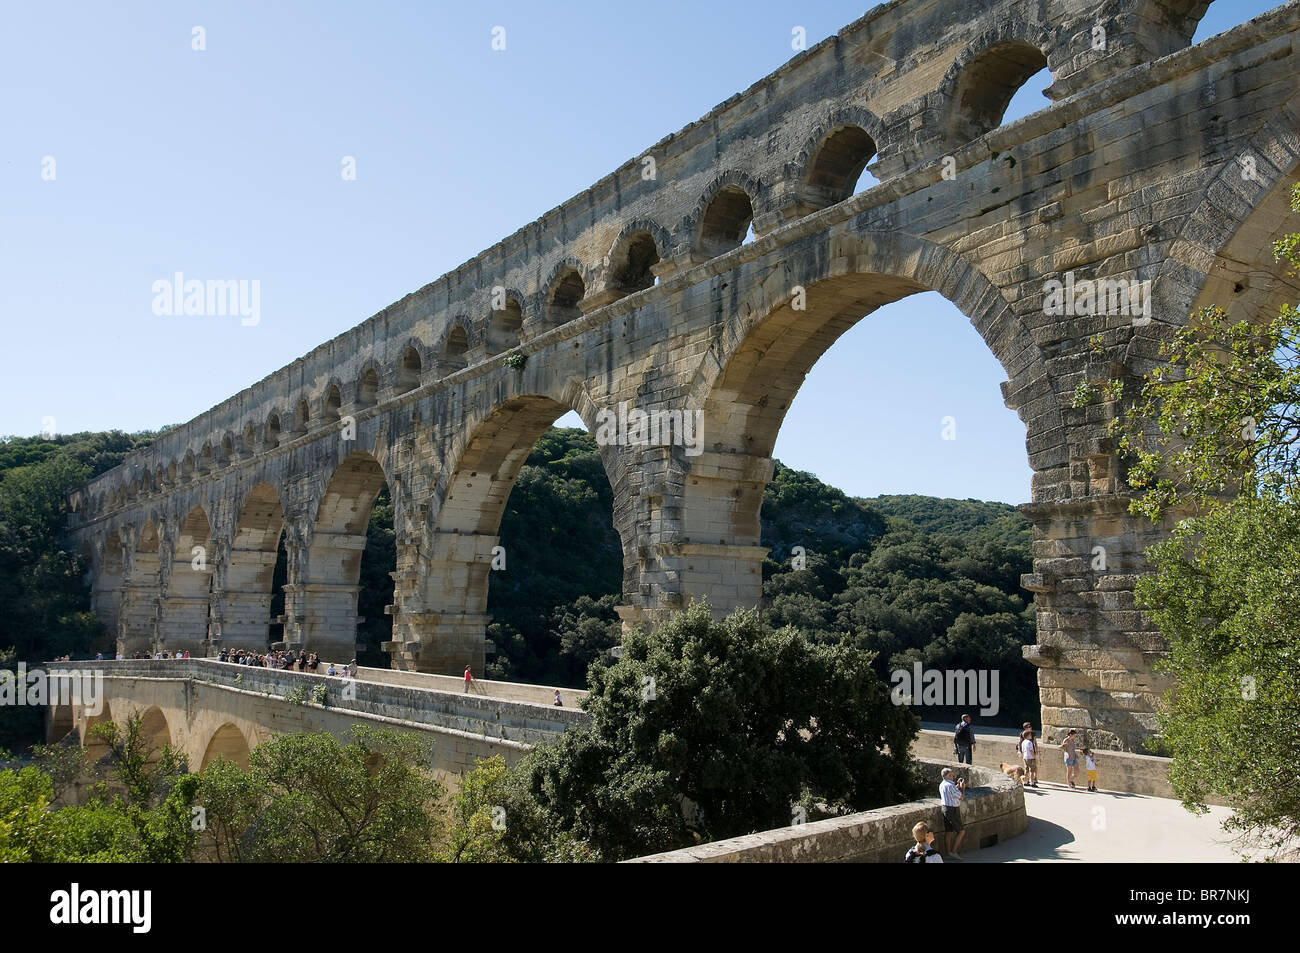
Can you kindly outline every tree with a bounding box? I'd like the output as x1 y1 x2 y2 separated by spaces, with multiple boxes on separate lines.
499 601 923 861
1114 182 1300 857
204 725 447 863
442 755 514 863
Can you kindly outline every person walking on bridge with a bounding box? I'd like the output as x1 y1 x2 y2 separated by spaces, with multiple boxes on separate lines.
953 713 976 764
464 665 474 694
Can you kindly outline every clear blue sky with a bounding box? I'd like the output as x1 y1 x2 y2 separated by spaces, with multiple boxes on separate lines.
0 1 1272 504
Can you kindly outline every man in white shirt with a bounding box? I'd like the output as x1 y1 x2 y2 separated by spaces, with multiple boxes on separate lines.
938 767 968 859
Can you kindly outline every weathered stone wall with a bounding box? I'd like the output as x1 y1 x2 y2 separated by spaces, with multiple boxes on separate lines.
628 760 1026 863
64 0 1300 750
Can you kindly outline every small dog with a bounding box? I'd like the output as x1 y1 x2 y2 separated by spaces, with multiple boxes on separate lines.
1000 763 1025 783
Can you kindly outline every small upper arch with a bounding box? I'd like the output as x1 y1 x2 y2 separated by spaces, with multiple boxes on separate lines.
938 26 1053 146
685 172 761 259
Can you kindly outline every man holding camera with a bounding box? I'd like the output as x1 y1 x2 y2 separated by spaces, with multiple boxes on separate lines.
939 767 968 859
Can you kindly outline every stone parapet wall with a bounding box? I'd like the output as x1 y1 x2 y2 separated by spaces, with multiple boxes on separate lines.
629 761 1026 863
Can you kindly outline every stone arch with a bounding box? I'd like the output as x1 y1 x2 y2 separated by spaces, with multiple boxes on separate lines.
397 341 425 391
219 435 234 467
292 398 310 435
265 412 283 449
655 232 1057 632
487 292 525 353
357 365 380 407
160 506 213 654
223 482 286 651
241 422 257 458
200 722 250 771
938 26 1054 146
688 173 760 259
396 386 616 674
181 450 196 483
90 532 126 643
297 451 390 659
323 381 344 421
606 220 669 295
121 522 162 655
441 322 471 370
137 705 173 762
199 443 214 474
1131 0 1216 58
542 260 588 329
791 106 887 206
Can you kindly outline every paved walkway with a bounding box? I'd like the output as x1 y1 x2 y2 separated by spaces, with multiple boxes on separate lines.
970 781 1265 862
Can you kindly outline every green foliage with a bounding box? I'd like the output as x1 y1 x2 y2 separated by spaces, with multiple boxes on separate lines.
311 682 328 705
284 684 308 706
0 710 198 862
442 755 514 863
1137 495 1300 855
504 351 528 371
201 725 446 862
356 485 394 666
498 602 923 861
1118 303 1300 521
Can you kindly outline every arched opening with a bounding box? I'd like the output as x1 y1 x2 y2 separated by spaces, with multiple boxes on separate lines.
358 368 379 407
806 126 879 204
121 523 161 655
241 423 257 458
444 326 470 368
547 269 586 327
219 436 233 467
160 506 213 655
224 483 285 652
301 452 389 662
137 706 172 763
181 451 195 482
610 231 661 295
398 346 422 391
324 384 343 421
199 444 214 474
294 398 310 434
410 396 621 680
90 534 126 649
690 266 1042 730
488 297 524 353
698 186 755 258
200 723 250 771
265 415 282 450
945 41 1051 145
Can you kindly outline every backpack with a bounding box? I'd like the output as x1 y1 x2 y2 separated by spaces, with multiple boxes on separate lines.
904 846 939 863
954 723 972 746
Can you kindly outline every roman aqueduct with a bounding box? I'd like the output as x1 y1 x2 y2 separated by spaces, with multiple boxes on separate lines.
66 0 1300 751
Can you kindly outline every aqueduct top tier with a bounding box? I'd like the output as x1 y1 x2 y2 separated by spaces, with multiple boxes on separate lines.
68 0 1300 751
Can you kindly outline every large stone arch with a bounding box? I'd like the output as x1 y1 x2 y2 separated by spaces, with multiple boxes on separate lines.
136 705 173 762
158 506 213 655
651 232 1055 629
386 379 616 674
220 482 286 651
89 531 126 646
119 522 162 656
294 451 391 661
